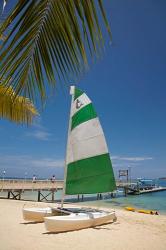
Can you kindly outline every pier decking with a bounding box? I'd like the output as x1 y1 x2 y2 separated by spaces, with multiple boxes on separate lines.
0 179 63 201
0 179 129 191
0 179 63 191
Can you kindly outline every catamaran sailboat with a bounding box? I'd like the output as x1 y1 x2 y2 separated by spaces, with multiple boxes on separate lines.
23 86 117 232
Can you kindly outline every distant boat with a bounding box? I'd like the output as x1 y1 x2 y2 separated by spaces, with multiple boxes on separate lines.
127 178 166 195
159 177 166 180
23 86 117 232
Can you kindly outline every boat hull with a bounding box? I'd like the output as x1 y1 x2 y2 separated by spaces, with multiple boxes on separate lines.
44 211 117 232
22 207 75 222
23 207 55 222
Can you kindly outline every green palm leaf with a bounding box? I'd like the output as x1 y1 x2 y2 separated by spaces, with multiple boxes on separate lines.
0 0 111 103
0 84 38 124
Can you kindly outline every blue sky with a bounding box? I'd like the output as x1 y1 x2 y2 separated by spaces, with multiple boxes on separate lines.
0 0 166 180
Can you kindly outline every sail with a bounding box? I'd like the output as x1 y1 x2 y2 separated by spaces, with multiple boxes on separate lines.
65 86 116 195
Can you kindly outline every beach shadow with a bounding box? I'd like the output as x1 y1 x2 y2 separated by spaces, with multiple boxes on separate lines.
43 226 96 235
94 221 121 231
43 231 66 235
92 221 118 230
93 227 111 230
20 221 43 225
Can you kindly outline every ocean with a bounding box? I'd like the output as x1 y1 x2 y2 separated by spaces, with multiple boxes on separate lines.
81 189 166 215
0 179 166 214
74 179 166 215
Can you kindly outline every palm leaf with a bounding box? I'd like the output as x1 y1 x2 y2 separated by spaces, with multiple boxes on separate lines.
0 0 111 103
0 21 38 125
0 84 38 124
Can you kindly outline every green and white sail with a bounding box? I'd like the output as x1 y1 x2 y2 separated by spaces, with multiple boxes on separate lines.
65 86 116 195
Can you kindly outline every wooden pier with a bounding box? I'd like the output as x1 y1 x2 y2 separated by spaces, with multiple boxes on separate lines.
0 179 63 202
0 179 122 201
1 179 165 201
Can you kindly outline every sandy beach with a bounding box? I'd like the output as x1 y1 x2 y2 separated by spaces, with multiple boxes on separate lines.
0 199 166 250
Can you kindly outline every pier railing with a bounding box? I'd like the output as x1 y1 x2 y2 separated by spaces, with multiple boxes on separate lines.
0 179 135 191
0 179 63 191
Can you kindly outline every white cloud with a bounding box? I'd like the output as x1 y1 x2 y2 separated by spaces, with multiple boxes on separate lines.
111 155 153 168
111 155 153 161
0 154 152 171
30 158 64 168
32 117 44 130
25 130 52 141
0 154 64 170
24 117 53 141
0 154 65 179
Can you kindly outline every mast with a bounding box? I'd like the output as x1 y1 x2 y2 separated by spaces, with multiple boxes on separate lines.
61 86 75 208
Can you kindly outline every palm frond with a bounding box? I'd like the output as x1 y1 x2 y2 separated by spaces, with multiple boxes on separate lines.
0 84 38 125
0 0 111 103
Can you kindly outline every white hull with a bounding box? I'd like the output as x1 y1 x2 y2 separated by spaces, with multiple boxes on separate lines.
44 211 117 232
22 207 73 222
23 207 55 222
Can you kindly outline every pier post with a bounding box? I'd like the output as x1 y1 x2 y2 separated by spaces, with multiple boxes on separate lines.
19 191 21 200
51 190 55 201
7 191 10 199
124 187 128 196
38 191 41 202
111 192 116 198
97 193 102 199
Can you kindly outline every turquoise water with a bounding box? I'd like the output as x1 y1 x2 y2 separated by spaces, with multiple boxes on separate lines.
1 179 166 214
78 180 166 214
79 190 166 215
81 180 166 214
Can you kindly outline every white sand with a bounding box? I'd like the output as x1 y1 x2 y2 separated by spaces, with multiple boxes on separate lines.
0 199 166 250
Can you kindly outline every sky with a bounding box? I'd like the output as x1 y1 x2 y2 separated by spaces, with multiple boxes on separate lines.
0 0 166 180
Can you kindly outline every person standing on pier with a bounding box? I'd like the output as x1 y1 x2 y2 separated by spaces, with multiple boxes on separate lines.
51 175 56 183
32 175 36 183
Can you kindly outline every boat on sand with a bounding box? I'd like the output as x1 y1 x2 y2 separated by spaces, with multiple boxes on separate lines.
45 210 116 233
23 86 117 232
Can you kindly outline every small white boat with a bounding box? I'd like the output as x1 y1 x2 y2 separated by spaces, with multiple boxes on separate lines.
23 86 117 232
43 86 117 232
44 210 117 233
